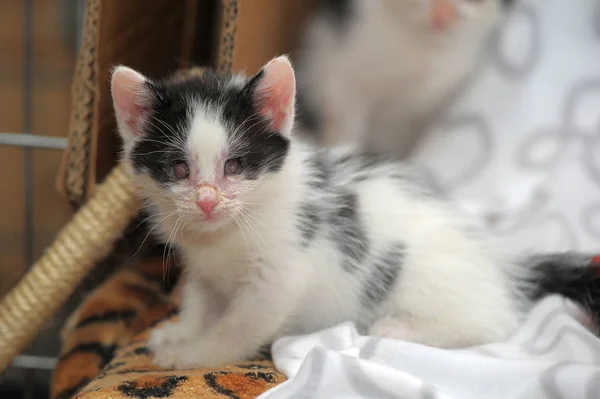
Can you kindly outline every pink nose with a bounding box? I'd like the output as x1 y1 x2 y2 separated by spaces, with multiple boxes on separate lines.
196 199 218 216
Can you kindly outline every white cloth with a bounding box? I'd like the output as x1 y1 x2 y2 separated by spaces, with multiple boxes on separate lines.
259 296 600 399
410 0 600 254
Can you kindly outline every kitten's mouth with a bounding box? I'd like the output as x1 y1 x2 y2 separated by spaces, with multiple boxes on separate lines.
200 212 222 222
187 211 232 233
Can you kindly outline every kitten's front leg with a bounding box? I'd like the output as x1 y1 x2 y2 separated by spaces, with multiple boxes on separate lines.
155 265 305 369
149 277 221 367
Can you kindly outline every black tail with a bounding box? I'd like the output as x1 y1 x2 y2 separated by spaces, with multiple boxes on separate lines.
522 252 600 323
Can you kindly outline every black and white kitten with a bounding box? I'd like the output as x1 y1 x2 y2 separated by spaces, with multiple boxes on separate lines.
296 0 513 157
111 56 600 369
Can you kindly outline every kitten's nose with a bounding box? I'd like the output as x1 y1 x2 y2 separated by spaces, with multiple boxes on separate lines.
430 0 457 31
196 184 219 217
196 198 219 216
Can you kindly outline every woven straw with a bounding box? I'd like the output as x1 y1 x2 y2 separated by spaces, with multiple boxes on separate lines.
217 0 238 75
57 0 98 207
0 163 139 371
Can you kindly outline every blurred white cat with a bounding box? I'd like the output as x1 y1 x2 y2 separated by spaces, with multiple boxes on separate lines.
296 0 514 157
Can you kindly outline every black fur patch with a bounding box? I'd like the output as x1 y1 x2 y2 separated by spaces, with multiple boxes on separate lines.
297 203 321 247
295 152 331 247
361 243 405 308
328 191 369 272
305 151 330 188
331 150 398 185
118 375 188 398
322 0 354 31
333 151 387 170
522 252 600 322
233 131 290 180
130 70 290 185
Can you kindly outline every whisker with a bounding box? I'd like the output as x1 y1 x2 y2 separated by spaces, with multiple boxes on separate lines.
134 210 176 230
237 210 266 252
163 215 184 281
234 215 250 248
128 211 178 261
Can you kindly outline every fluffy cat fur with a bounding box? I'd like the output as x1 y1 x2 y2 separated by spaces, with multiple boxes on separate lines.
111 56 600 369
295 0 513 157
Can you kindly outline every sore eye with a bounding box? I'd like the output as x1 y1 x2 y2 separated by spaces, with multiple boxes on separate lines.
224 158 243 176
172 161 189 180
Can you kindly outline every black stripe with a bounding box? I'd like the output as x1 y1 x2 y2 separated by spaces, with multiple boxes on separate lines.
103 361 127 372
53 377 91 399
94 360 128 380
115 368 179 375
148 308 180 328
237 363 271 370
76 310 137 329
204 372 240 399
118 375 188 398
134 346 151 356
58 342 118 368
122 282 167 307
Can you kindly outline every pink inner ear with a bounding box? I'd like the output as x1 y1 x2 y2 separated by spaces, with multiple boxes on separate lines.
112 67 148 136
254 57 295 132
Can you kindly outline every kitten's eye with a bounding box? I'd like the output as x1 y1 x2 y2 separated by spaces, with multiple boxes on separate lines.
224 158 243 176
172 161 189 180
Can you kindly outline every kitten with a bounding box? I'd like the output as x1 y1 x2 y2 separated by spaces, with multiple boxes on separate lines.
111 56 600 369
295 0 513 157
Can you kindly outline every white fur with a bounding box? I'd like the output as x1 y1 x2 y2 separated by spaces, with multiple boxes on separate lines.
187 108 228 182
140 134 522 369
114 57 525 370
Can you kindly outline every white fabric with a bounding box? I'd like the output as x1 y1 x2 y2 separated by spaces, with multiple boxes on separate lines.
410 0 600 254
259 296 600 399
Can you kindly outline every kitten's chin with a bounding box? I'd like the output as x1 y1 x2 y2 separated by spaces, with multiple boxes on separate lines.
187 214 235 235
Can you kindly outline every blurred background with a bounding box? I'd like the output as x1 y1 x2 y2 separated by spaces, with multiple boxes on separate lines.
0 0 598 397
0 1 85 397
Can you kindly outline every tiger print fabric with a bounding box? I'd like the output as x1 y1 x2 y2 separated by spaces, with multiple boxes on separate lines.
50 254 285 399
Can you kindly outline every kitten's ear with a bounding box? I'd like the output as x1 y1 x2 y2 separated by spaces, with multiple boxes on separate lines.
247 55 296 135
111 66 154 143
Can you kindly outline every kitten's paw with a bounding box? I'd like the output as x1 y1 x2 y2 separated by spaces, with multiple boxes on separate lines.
152 344 199 370
370 317 413 341
150 341 231 370
148 322 191 352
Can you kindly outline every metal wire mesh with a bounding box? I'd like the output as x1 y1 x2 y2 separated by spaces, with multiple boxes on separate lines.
0 0 85 397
